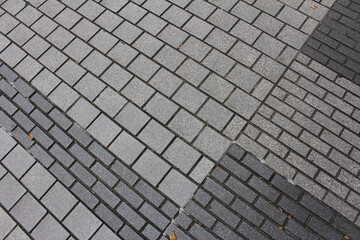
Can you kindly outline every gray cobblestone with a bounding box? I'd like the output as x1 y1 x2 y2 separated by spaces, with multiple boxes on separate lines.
183 16 213 40
92 181 120 208
114 21 143 44
50 163 75 187
91 162 118 187
229 41 260 67
225 176 257 203
68 124 92 147
70 162 96 187
71 182 99 209
202 49 235 76
329 150 360 175
255 197 287 225
324 193 358 221
231 1 260 23
49 144 75 167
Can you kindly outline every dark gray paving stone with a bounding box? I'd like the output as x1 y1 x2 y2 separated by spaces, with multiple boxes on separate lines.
225 176 257 203
308 216 343 240
50 163 76 187
140 202 170 230
30 93 53 113
254 197 287 225
71 182 99 209
261 220 294 240
31 127 54 149
185 200 216 228
94 203 124 232
232 198 264 227
12 126 34 149
0 110 17 131
204 178 234 205
70 162 96 187
271 174 302 200
69 144 95 167
238 221 268 240
135 180 165 207
49 126 73 148
300 194 334 222
209 200 240 228
92 181 120 208
68 125 92 147
116 202 146 230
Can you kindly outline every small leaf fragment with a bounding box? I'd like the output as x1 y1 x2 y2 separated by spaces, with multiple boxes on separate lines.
279 226 284 230
310 5 318 9
345 235 349 239
169 232 176 240
178 44 183 49
28 133 34 140
288 215 292 219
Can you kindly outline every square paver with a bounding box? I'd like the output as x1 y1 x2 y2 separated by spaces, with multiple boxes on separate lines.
21 163 55 198
208 8 237 31
225 89 260 119
101 0 127 12
67 97 100 128
128 54 160 80
8 23 34 46
56 59 86 86
163 138 201 173
176 59 209 86
10 193 46 231
113 21 143 44
95 10 123 32
78 0 104 20
149 68 182 97
39 47 68 72
277 6 307 28
159 169 197 206
115 102 151 135
63 204 101 240
0 174 26 209
94 87 127 117
109 131 145 165
71 18 99 41
226 64 261 92
0 128 16 159
87 114 121 147
155 45 186 71
253 55 286 82
23 35 50 59
200 74 234 102
0 207 16 239
31 214 70 240
168 109 204 142
14 55 43 81
133 150 171 186
0 13 19 35
137 13 167 35
197 99 233 130
119 2 147 24
231 1 260 23
162 5 191 26
143 0 171 15
144 93 179 123
183 16 213 39
41 182 77 221
81 50 111 76
47 26 75 50
190 157 215 183
133 32 164 57
179 36 212 62
205 28 236 53
49 83 79 111
203 49 236 76
254 0 283 16
254 13 284 36
16 5 42 26
89 30 118 54
0 43 26 67
54 7 81 29
31 69 60 96
2 145 35 178
230 20 261 45
101 63 133 91
139 120 175 153
74 73 106 101
39 0 65 18
158 24 188 48
254 33 285 58
278 25 308 49
108 42 139 67
64 38 92 63
187 0 216 19
121 77 155 106
173 83 207 113
31 15 58 37
229 41 260 67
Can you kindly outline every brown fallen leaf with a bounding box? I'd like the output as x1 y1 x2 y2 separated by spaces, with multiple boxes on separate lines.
279 226 284 230
344 235 349 239
169 232 176 240
219 164 225 169
279 208 283 212
310 5 318 9
288 215 292 219
178 44 183 49
28 133 34 140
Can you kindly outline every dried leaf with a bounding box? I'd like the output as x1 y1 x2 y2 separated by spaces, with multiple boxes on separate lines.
288 215 292 219
344 235 349 240
269 183 273 187
279 226 284 230
178 44 183 49
310 5 318 9
279 208 283 212
219 164 225 169
28 133 34 140
169 232 176 240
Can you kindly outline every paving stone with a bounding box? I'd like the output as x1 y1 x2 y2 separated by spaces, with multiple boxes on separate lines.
208 9 237 31
71 18 99 41
78 0 104 20
211 199 241 227
134 180 164 207
95 87 127 117
140 202 170 230
12 126 34 149
31 69 60 96
261 220 294 240
229 41 260 67
321 130 352 154
286 219 318 240
161 201 178 218
232 198 264 226
300 131 330 155
31 15 58 37
115 181 143 208
198 99 233 130
16 5 42 26
189 157 215 184
2 145 34 179
155 45 186 71
149 68 182 98
183 16 213 39
332 214 360 240
286 151 317 178
226 64 260 93
6 226 31 240
128 54 160 81
211 166 229 183
133 32 163 58
202 49 235 76
89 142 115 166
115 103 150 135
119 225 144 240
68 124 92 147
0 207 17 239
300 0 329 21
255 197 287 225
70 161 97 187
30 126 54 149
110 131 145 165
254 13 284 36
13 111 35 132
64 203 101 239
158 24 188 49
49 83 79 112
231 1 260 23
91 162 117 187
113 21 143 44
185 200 216 228
67 98 99 129
14 55 43 83
46 26 74 50
189 223 218 240
278 6 307 28
92 181 120 208
49 144 74 168
308 216 343 240
10 193 46 231
119 2 147 24
101 64 132 91
254 33 285 59
294 173 326 200
71 182 99 209
249 175 280 202
230 20 261 45
74 73 105 102
117 202 146 230
95 10 123 32
279 132 310 157
94 204 124 232
0 43 26 68
253 55 286 82
64 38 92 63
137 13 167 35
226 89 260 119
81 50 111 76
238 221 268 240
205 28 236 53
0 173 26 209
186 0 215 19
91 225 120 240
0 112 17 138
54 8 81 30
42 182 77 221
308 150 339 177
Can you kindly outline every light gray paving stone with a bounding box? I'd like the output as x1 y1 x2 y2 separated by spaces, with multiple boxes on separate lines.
61 0 85 9
100 0 127 12
162 5 191 27
16 5 42 26
252 79 277 101
254 13 284 36
317 171 349 199
109 131 145 165
321 130 352 154
91 225 120 240
326 93 354 115
64 38 92 63
67 97 99 129
229 41 260 67
0 34 11 54
128 54 160 81
133 33 164 57
225 89 260 119
299 0 328 21
54 7 81 29
223 115 246 140
202 49 235 76
0 122 17 158
133 149 170 186
23 35 50 59
253 55 286 82
205 28 236 53
308 150 340 176
183 16 213 40
31 69 60 96
286 95 315 117
0 207 16 239
10 193 46 231
149 68 182 97
2 145 35 179
31 214 70 240
208 0 237 11
95 10 123 32
78 0 104 20
87 114 121 147
291 61 319 81
155 45 186 71
159 169 197 206
341 129 360 150
231 1 260 23
200 74 234 102
176 58 209 86
168 109 204 142
89 30 118 54
286 152 318 178
227 64 261 93
39 0 65 18
138 120 174 153
41 182 77 221
329 150 360 175
189 157 215 183
230 20 261 45
6 226 31 240
108 42 139 67
272 113 301 136
100 63 132 91
279 132 310 157
31 15 58 37
187 0 216 19
258 133 288 158
39 47 67 72
21 163 55 199
71 18 99 41
49 83 79 111
179 36 211 62
121 77 155 107
115 102 150 135
8 23 34 46
163 138 201 174
172 83 207 113
63 203 101 239
81 50 111 76
194 126 231 160
74 73 105 101
278 6 307 28
113 21 143 44
278 78 307 99
324 193 358 221
138 13 167 35
158 24 188 48
0 43 26 68
254 0 283 16
0 13 19 35
309 61 337 81
278 25 309 49
293 173 326 200
0 173 26 209
119 2 147 24
94 87 127 117
254 33 285 59
143 0 171 15
278 46 298 66
208 8 237 31
198 99 233 130
144 93 178 123
56 59 86 86
300 131 331 155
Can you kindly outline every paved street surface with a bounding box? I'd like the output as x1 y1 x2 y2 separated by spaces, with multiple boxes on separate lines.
0 0 360 239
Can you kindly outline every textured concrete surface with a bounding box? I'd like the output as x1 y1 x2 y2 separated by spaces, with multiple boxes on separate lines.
0 0 360 238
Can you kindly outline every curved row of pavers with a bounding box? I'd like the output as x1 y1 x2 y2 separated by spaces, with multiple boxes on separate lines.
1 68 360 239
